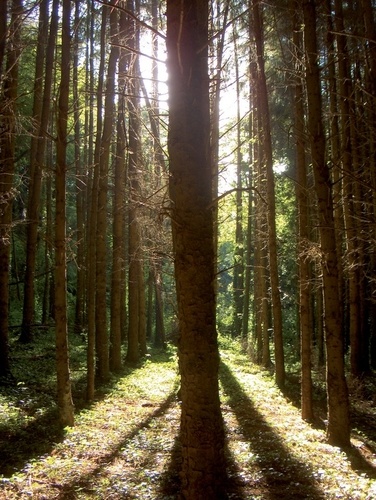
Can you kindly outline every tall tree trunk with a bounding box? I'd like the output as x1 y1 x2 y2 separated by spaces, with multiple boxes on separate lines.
110 0 127 372
73 0 85 337
252 0 285 388
232 30 244 337
0 0 7 79
302 0 350 448
166 0 227 496
21 0 58 343
126 0 145 362
291 3 313 421
0 0 22 378
95 1 119 381
55 0 74 427
87 0 105 399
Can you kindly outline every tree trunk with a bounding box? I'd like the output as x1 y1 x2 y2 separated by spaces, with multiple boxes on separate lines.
22 0 58 342
291 3 313 421
126 0 145 362
95 1 119 381
110 1 127 373
166 0 227 496
0 0 22 378
251 0 285 387
55 0 74 427
87 1 105 399
232 32 244 338
302 0 350 448
73 0 85 337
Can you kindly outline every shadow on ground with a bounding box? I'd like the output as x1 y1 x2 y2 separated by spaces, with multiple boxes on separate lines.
219 361 327 500
282 371 376 480
157 417 248 499
0 347 153 477
55 388 179 498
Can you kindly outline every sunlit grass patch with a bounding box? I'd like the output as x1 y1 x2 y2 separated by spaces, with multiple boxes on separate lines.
0 346 180 499
219 345 376 499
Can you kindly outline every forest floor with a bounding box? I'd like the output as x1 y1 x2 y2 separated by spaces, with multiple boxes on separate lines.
1 334 376 499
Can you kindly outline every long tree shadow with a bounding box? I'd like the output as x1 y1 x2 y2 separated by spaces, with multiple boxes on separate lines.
219 361 327 500
0 353 158 477
281 372 376 479
56 387 179 497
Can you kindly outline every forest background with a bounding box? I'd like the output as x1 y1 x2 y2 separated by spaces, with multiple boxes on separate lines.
0 0 376 497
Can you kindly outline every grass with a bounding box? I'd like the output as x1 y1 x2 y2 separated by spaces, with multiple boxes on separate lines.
0 332 375 498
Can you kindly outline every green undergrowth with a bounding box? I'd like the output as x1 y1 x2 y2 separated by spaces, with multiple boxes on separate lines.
0 333 375 498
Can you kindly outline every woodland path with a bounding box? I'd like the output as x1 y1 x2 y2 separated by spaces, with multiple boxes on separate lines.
1 344 376 499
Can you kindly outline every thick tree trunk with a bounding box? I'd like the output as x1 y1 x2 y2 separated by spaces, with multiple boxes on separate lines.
166 0 227 496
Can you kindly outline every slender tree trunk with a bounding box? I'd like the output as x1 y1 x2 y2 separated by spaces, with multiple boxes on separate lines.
126 0 145 362
95 2 119 381
252 0 285 388
0 1 7 79
87 0 105 399
21 0 58 343
73 0 85 337
291 3 313 421
0 0 22 378
167 0 227 495
55 0 74 427
302 0 350 448
232 31 244 337
110 0 127 372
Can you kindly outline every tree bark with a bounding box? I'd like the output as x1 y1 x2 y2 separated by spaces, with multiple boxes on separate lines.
95 1 119 381
0 0 22 378
55 0 74 427
291 2 313 421
251 0 285 387
21 0 57 343
110 0 127 372
166 0 227 496
302 0 350 448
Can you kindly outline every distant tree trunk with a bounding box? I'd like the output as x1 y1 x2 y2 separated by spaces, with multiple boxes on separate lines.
73 0 85 337
95 1 119 381
110 1 127 372
87 1 105 399
252 0 285 388
20 0 49 342
153 261 166 348
0 1 6 78
302 0 350 448
242 69 255 344
0 0 22 378
166 0 227 496
333 0 368 378
127 0 145 362
20 0 58 343
55 0 74 427
211 0 229 302
232 32 244 338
